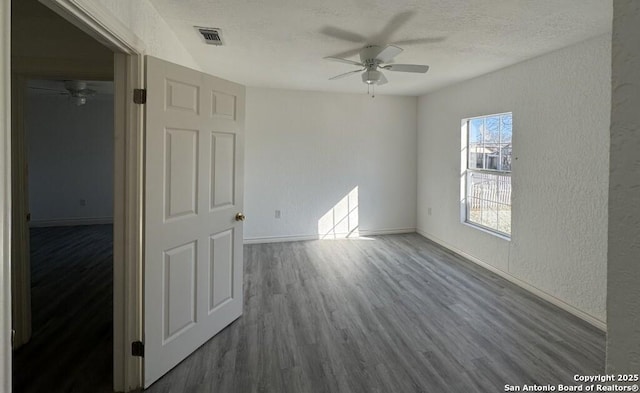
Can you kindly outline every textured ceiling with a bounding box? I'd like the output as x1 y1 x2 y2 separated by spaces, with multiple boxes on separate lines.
148 0 612 96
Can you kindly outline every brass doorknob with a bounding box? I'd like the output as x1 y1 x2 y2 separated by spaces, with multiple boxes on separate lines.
235 212 246 222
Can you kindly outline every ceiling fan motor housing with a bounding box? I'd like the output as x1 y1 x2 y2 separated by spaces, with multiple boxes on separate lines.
360 45 382 64
64 80 87 92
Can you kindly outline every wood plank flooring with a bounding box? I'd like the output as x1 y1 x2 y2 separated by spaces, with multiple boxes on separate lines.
12 229 605 392
146 234 605 393
12 225 113 393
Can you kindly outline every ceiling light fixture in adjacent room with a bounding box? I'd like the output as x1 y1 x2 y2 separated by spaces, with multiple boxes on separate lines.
64 80 96 106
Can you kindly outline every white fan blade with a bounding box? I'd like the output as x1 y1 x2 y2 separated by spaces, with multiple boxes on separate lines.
324 56 364 66
320 27 367 43
329 69 365 80
374 45 403 63
393 37 446 46
79 88 97 96
377 72 388 85
384 64 430 73
28 86 65 93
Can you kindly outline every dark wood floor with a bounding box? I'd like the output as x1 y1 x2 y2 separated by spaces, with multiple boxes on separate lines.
13 229 605 392
147 234 604 393
13 225 113 393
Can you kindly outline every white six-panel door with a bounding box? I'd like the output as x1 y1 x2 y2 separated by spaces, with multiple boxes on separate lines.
144 56 245 387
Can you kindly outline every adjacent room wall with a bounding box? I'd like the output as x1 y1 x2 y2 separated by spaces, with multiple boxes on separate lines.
607 0 640 373
12 0 113 78
26 92 114 226
417 34 611 325
245 88 417 242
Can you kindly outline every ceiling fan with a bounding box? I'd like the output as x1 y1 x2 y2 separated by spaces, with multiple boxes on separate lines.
28 80 97 106
320 11 443 95
324 44 429 86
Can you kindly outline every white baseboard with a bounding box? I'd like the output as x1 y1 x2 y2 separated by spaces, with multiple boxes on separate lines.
243 234 320 244
243 228 416 245
359 227 415 236
30 216 114 228
416 228 607 332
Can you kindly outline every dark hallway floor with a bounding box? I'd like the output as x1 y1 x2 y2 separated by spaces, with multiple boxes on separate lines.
12 225 113 393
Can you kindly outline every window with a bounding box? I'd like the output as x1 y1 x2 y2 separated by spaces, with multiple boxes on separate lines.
463 113 512 237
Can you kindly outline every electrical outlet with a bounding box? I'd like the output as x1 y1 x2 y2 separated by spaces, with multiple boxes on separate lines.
80 199 87 206
275 210 281 219
428 207 432 216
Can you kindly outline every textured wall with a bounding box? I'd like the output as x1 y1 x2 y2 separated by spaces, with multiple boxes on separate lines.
607 0 640 373
417 35 611 324
26 94 114 225
244 88 417 242
84 0 200 70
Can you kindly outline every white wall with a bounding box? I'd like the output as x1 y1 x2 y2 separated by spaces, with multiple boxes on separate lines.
26 93 114 226
0 0 12 390
86 0 201 70
607 0 640 373
245 88 417 242
417 35 611 325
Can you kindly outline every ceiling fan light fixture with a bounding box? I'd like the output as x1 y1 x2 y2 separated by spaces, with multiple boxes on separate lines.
325 44 428 92
71 96 87 106
362 70 382 85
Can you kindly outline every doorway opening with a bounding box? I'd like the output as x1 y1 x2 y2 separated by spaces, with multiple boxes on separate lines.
11 0 124 392
12 77 115 392
5 0 146 389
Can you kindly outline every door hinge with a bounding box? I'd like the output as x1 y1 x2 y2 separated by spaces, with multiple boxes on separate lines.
132 341 144 357
26 213 31 222
133 88 147 104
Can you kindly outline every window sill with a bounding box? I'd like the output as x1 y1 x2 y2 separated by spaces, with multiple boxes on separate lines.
462 221 511 241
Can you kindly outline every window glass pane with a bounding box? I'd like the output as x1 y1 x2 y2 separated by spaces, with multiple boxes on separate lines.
481 201 498 228
499 114 513 171
501 114 512 143
469 118 483 143
499 144 512 172
464 112 512 237
484 116 500 144
497 202 511 234
468 118 484 170
466 171 511 235
483 116 500 170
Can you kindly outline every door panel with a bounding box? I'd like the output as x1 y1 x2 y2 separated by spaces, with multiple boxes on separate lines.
144 56 245 388
163 241 197 342
211 132 235 209
165 128 198 219
209 229 234 311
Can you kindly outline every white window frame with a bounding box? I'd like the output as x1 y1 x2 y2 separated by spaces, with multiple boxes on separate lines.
460 112 512 239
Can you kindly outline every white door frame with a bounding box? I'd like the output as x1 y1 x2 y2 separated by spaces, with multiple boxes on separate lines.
1 0 13 391
2 0 147 390
39 1 146 391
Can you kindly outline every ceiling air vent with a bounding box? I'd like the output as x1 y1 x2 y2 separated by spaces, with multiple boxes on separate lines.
195 27 224 46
